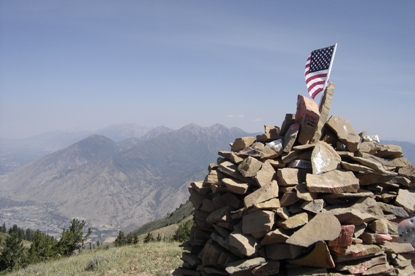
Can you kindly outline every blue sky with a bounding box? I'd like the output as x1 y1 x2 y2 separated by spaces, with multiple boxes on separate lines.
1 1 414 143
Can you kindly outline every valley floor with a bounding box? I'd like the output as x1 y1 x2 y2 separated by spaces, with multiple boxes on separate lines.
6 242 183 276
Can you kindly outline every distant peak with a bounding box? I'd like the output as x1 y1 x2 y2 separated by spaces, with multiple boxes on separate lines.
180 123 202 131
84 134 114 142
208 123 228 131
74 134 116 149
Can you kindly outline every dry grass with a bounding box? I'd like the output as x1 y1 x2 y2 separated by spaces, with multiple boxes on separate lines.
8 242 183 276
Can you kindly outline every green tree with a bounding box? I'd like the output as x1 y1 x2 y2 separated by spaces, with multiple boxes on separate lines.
143 232 154 243
25 228 34 242
173 220 194 242
126 232 134 244
114 231 126 247
28 230 58 263
0 232 27 272
133 234 139 244
0 223 6 233
56 219 91 256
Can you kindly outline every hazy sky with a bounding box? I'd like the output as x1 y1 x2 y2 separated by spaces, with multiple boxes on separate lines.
1 1 414 143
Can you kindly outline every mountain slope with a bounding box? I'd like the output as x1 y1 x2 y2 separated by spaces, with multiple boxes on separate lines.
0 124 248 237
0 124 153 175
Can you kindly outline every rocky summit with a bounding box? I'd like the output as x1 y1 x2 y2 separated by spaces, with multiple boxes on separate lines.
174 84 415 276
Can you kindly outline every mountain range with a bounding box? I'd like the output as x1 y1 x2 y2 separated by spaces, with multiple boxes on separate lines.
0 123 414 242
0 124 157 175
0 123 249 241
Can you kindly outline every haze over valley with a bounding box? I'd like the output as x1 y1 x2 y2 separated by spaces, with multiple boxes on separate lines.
0 123 250 242
1 122 414 243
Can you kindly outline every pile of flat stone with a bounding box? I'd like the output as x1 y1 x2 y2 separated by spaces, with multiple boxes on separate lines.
173 84 415 275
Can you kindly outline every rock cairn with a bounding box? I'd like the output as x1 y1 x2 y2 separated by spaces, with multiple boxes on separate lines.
174 84 415 275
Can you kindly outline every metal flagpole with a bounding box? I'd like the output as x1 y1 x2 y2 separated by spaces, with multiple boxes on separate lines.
318 43 337 108
323 43 338 92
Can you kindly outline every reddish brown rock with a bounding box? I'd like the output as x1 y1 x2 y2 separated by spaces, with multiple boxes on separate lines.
279 190 300 207
340 161 375 174
261 228 291 245
377 202 409 217
242 210 275 237
265 243 305 260
283 123 300 153
367 218 393 234
381 241 415 254
256 125 281 142
301 199 325 214
190 181 211 195
325 207 377 225
212 192 243 210
255 160 276 187
286 212 341 247
312 82 335 143
181 252 202 267
229 229 259 257
361 263 393 275
395 188 415 212
295 183 317 201
278 212 309 230
280 113 296 136
231 136 256 152
189 187 205 209
225 257 266 274
311 141 341 174
206 206 233 224
222 177 249 195
331 244 382 257
295 94 320 145
203 169 219 185
276 167 306 186
201 239 235 267
350 155 395 174
251 198 280 211
360 232 393 244
252 142 281 159
199 198 215 212
358 173 410 187
238 156 262 178
376 144 403 159
335 254 387 274
289 241 335 268
276 207 290 220
306 170 359 194
359 140 379 155
217 160 255 184
326 115 360 152
218 150 244 164
328 225 355 248
244 180 279 208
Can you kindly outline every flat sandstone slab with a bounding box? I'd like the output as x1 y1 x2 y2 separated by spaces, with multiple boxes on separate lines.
286 212 341 247
306 170 359 194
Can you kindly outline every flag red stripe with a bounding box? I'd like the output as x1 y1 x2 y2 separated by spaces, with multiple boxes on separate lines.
310 88 323 99
304 45 335 99
305 73 327 83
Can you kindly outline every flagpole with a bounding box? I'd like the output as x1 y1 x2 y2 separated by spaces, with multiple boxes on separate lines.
323 43 337 91
318 43 337 108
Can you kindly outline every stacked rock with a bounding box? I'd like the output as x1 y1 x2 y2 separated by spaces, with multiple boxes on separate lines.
174 85 415 275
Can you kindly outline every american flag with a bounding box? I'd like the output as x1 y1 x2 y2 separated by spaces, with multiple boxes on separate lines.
305 44 336 99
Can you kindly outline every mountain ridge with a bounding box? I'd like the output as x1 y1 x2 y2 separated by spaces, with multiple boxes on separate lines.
0 123 414 242
0 123 249 239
